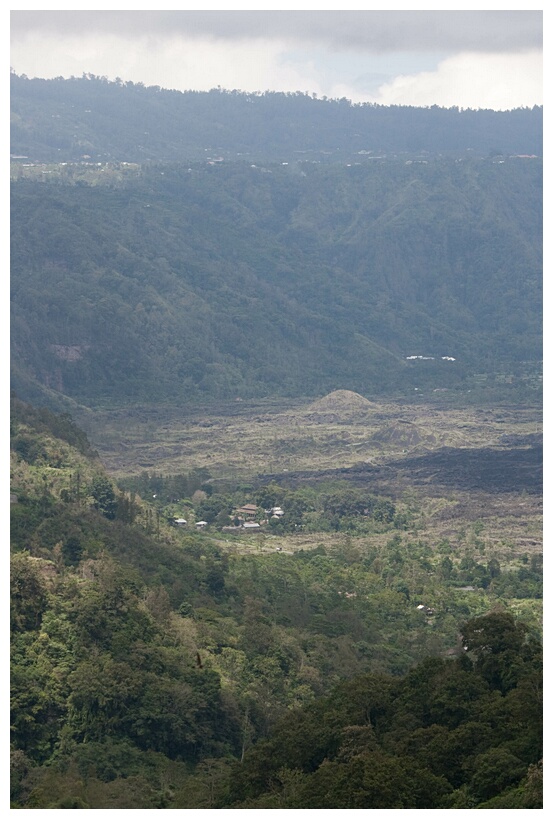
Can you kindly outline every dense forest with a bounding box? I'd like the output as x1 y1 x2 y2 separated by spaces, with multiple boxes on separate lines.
11 72 543 164
10 396 542 808
11 156 542 410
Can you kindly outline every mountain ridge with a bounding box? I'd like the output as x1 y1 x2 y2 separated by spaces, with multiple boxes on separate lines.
11 72 542 165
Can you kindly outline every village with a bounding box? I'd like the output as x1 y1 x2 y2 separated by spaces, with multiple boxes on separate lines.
173 502 284 533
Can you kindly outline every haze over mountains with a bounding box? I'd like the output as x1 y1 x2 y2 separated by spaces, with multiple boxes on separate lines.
10 74 542 410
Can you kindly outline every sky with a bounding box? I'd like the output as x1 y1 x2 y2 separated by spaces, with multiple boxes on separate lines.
9 7 543 111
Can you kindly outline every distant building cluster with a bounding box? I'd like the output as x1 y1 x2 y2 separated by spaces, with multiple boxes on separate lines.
173 503 285 534
405 355 456 361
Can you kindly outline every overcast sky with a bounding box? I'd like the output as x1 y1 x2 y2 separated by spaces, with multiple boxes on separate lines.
10 9 543 111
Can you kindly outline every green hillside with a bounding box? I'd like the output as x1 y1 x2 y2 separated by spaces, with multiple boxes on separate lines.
10 73 542 164
11 157 542 409
10 398 542 807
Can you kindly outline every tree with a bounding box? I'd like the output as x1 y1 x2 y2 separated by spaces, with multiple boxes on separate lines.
10 553 48 632
196 494 232 525
461 611 534 692
255 483 285 509
469 747 527 802
61 535 83 566
240 598 274 657
462 611 527 656
90 477 117 520
487 557 501 578
439 555 454 580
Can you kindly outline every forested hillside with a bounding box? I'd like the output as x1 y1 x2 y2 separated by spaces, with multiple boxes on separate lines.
10 73 542 164
10 397 543 808
11 157 542 409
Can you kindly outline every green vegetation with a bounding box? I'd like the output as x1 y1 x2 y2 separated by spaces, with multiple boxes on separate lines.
10 76 542 807
11 156 542 410
10 398 542 807
227 613 542 808
10 73 542 165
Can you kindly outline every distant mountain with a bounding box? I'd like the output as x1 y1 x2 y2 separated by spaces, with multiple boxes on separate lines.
10 73 542 165
11 156 541 409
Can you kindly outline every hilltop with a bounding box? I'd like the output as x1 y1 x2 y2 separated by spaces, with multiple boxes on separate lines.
308 390 376 412
10 73 542 165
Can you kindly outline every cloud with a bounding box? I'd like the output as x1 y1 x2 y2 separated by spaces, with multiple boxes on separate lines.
10 31 323 96
362 50 543 110
9 10 543 110
11 10 542 54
